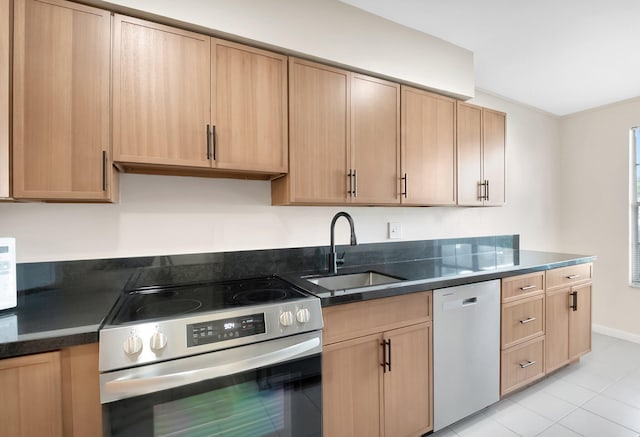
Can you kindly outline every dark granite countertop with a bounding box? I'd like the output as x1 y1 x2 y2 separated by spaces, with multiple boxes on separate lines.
0 236 595 359
0 286 122 358
281 250 596 306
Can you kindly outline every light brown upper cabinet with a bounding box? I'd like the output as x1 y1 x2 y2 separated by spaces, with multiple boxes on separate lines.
12 0 116 201
350 74 400 205
113 16 211 169
212 39 288 173
272 58 400 205
457 102 505 206
113 15 287 177
401 86 456 205
272 58 349 204
0 0 9 199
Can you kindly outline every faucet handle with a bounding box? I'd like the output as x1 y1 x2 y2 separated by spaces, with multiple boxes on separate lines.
336 252 346 266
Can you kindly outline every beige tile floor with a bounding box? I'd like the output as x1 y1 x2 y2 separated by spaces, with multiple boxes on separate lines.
431 333 640 437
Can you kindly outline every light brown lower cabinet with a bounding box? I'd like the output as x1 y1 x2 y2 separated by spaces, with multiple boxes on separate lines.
322 292 433 437
0 350 63 437
323 334 384 437
546 281 592 373
501 264 592 396
382 323 432 437
61 343 102 437
501 336 545 396
0 343 101 437
500 272 546 396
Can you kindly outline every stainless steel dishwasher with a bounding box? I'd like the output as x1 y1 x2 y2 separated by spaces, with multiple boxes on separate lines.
433 280 500 431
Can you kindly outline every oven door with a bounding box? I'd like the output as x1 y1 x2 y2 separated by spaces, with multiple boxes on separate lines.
101 331 322 437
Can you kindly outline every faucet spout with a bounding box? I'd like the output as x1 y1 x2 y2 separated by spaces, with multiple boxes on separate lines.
329 212 357 274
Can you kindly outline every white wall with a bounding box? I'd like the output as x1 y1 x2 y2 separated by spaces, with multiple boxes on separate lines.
0 91 561 263
559 97 640 338
94 0 474 99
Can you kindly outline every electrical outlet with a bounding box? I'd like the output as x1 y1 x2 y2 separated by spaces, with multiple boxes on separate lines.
388 222 402 239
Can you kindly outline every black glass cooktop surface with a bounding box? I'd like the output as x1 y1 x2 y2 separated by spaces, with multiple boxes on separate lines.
109 276 310 325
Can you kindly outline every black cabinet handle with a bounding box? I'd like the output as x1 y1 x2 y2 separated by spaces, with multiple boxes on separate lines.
570 291 578 311
485 179 490 201
353 169 357 197
206 125 217 160
212 125 217 160
102 150 107 192
401 173 407 198
206 124 212 160
387 338 392 372
477 181 485 201
348 170 353 196
381 339 391 373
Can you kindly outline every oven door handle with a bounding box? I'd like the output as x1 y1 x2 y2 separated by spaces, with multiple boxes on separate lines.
101 331 321 403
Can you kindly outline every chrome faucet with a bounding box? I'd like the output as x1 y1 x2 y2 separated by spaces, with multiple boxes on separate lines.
329 212 357 274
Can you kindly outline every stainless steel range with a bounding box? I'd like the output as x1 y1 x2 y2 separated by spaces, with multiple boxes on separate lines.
99 276 323 437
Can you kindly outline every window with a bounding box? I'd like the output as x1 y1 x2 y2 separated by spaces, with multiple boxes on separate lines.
631 127 640 285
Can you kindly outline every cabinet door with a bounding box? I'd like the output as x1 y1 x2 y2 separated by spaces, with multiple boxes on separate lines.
0 351 63 437
401 86 456 205
482 108 506 206
12 0 113 201
545 288 570 372
113 15 211 168
323 334 383 437
0 0 9 198
350 74 400 204
456 102 483 206
287 58 349 203
212 40 287 173
61 343 101 437
383 323 432 437
569 283 592 359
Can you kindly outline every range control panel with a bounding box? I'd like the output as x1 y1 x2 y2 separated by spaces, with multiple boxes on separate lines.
0 238 16 311
187 313 266 347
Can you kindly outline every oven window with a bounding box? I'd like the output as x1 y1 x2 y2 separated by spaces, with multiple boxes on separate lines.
104 355 321 437
153 376 285 436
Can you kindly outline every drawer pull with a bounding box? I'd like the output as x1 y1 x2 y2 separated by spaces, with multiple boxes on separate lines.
520 285 536 291
519 360 536 369
519 317 537 324
566 274 580 279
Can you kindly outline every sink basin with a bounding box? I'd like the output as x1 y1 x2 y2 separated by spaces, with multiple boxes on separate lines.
305 271 402 291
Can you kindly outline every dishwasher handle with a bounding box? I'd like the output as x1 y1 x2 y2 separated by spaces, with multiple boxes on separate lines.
442 296 481 311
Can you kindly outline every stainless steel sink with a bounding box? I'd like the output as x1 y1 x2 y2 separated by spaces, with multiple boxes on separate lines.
304 271 402 291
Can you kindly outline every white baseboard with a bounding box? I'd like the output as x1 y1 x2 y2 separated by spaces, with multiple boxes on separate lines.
592 324 640 344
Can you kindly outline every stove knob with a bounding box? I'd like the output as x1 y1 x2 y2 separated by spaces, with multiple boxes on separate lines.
296 308 311 324
279 311 294 327
123 335 143 356
150 331 168 353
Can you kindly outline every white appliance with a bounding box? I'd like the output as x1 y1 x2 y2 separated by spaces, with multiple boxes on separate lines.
433 280 500 431
0 238 17 311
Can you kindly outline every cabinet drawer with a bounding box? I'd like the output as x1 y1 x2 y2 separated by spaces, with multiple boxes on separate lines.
501 295 544 349
502 272 544 302
501 336 545 396
546 264 592 290
323 291 431 345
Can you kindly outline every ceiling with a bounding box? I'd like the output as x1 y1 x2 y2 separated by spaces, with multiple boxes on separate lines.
340 0 640 116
